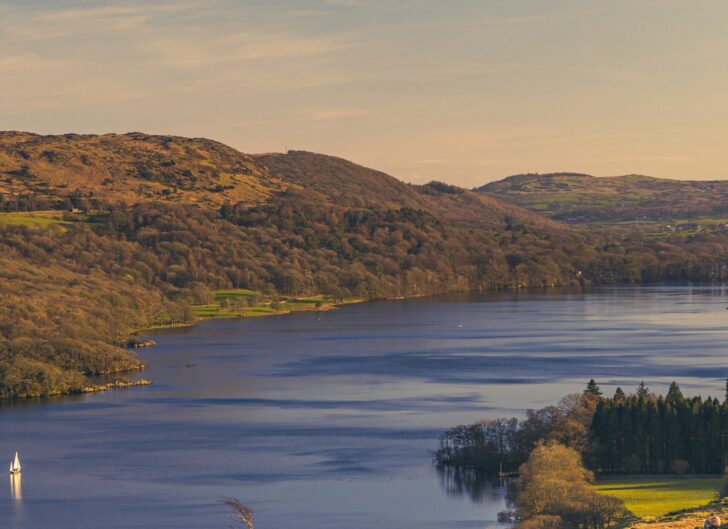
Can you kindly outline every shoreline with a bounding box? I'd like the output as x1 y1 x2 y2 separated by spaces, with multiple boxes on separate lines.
7 283 727 402
144 295 366 332
88 296 366 397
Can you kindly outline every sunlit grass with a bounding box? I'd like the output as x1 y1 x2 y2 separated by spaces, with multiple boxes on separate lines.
596 478 722 520
0 210 71 227
195 290 363 319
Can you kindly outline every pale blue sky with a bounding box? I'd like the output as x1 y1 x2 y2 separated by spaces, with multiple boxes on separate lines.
2 0 728 185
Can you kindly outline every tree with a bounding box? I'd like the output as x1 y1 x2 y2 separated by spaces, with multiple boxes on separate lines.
585 380 602 398
221 497 253 529
517 443 593 519
666 382 684 405
516 442 629 529
570 493 630 529
636 381 649 402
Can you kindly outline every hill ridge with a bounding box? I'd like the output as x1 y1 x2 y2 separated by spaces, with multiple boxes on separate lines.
0 131 563 231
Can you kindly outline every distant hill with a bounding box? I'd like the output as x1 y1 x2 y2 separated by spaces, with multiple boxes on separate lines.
477 172 728 223
256 151 562 229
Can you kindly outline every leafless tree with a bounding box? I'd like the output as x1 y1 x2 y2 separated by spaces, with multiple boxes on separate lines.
221 497 253 529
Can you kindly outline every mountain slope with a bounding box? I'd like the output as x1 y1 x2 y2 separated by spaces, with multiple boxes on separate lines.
0 131 286 208
0 133 560 231
478 172 728 223
256 151 563 230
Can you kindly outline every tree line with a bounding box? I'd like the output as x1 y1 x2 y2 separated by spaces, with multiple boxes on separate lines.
436 380 728 476
591 381 728 474
435 391 597 473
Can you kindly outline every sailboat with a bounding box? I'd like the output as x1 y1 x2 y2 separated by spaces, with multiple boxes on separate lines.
9 452 21 475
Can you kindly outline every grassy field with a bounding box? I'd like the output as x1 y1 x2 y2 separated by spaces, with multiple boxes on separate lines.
194 289 362 319
0 210 72 227
625 499 728 529
596 477 722 520
0 210 103 228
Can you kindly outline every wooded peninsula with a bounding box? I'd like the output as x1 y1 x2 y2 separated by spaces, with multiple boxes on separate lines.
437 381 728 529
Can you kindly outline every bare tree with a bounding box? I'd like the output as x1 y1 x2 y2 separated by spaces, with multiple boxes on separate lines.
221 497 253 529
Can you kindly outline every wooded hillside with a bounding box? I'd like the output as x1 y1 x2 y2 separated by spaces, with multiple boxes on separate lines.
3 132 728 398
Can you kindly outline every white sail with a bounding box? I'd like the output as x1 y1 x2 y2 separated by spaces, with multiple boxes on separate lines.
10 452 20 472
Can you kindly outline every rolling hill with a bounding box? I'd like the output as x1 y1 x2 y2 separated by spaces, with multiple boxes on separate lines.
0 132 559 231
256 151 562 229
0 131 286 208
477 172 728 224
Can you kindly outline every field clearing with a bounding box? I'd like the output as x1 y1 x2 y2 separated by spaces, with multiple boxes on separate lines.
195 290 363 319
596 477 722 520
0 210 103 228
0 210 72 227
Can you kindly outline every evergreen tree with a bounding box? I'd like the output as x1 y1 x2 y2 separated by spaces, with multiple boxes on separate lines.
637 381 649 402
589 383 728 475
585 379 603 398
666 382 684 405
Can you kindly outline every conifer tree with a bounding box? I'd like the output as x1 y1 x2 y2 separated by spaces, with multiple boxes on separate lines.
666 382 684 405
585 379 603 398
636 381 649 402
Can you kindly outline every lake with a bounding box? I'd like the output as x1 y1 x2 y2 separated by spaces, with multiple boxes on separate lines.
2 286 728 529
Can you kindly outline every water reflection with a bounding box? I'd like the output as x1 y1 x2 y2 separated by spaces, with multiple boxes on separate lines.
2 287 728 529
10 472 22 501
436 465 510 504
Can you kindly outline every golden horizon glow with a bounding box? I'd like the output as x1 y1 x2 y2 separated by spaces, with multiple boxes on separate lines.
3 1 728 186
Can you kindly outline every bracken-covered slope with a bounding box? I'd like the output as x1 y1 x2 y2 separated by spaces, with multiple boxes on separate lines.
256 151 563 230
0 133 558 230
477 172 728 223
0 131 286 207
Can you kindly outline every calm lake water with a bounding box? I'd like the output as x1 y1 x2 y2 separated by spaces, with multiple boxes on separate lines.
2 286 728 529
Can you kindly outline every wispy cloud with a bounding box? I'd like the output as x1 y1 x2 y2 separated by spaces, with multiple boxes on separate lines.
0 53 60 72
143 30 357 68
0 0 362 103
33 3 198 22
325 0 368 6
302 106 370 121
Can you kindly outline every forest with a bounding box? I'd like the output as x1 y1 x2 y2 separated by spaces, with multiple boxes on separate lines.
435 381 728 477
591 382 728 474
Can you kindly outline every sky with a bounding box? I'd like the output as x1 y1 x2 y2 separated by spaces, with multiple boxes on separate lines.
2 0 728 186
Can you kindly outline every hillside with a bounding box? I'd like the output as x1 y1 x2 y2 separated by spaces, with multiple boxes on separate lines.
478 172 728 224
0 132 555 230
0 131 286 208
5 132 728 398
256 151 562 229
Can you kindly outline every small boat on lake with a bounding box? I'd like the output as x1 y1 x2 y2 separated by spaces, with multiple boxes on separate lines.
9 452 21 475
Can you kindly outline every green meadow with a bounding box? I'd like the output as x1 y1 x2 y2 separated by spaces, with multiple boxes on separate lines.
0 210 72 227
194 289 362 319
596 478 722 520
0 210 103 228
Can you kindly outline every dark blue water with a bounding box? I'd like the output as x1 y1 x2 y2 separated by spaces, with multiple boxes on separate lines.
2 286 728 529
